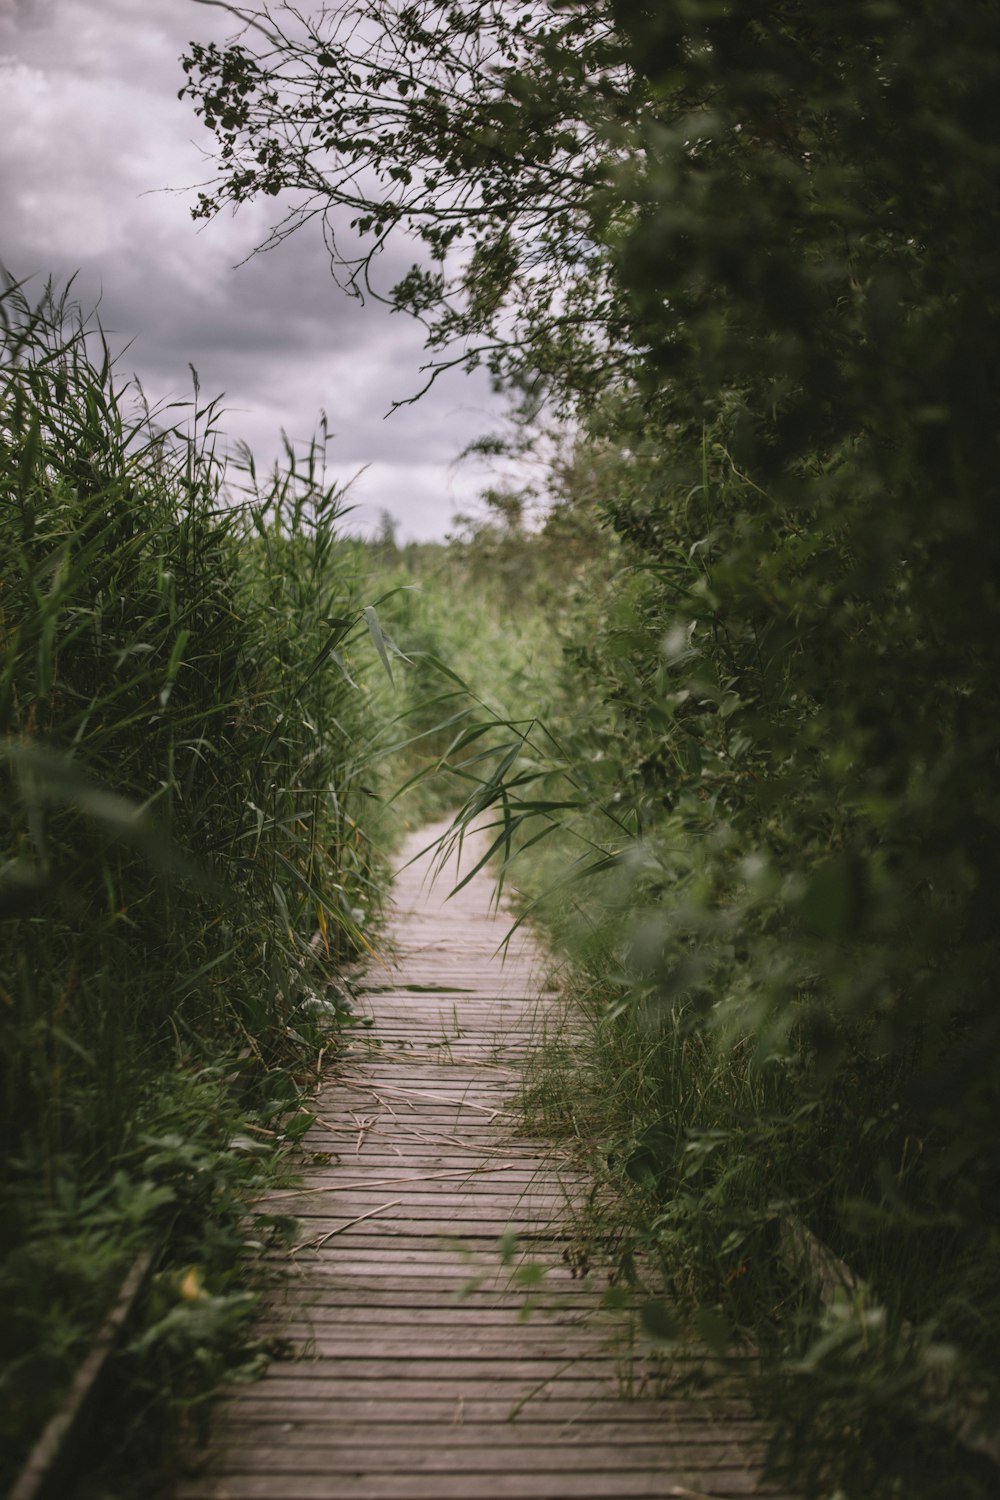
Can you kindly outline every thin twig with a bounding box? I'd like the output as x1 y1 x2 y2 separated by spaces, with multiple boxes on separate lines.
269 1162 517 1198
290 1198 403 1255
337 1075 502 1115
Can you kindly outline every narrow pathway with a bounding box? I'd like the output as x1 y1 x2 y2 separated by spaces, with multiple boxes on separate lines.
180 823 781 1500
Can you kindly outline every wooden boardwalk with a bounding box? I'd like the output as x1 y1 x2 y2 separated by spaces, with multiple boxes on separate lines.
179 823 781 1500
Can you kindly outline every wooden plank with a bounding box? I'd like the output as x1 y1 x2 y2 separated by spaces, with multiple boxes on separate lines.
261 1326 626 1349
177 1471 780 1499
216 1397 754 1424
196 1443 765 1472
264 1343 639 1367
269 1276 602 1295
258 1346 627 1369
189 822 779 1500
277 1188 573 1208
290 1171 567 1185
211 1421 764 1445
282 1219 569 1238
225 1378 687 1403
257 1308 605 1327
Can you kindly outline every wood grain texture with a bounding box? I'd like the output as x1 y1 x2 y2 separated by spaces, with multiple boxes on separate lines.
177 823 785 1500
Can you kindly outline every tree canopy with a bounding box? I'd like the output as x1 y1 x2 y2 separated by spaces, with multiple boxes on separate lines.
181 0 635 400
183 1 1000 449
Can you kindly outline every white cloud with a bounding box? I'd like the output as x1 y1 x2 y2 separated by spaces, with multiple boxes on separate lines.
0 0 508 539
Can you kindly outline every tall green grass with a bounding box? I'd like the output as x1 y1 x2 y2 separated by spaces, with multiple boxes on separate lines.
359 516 581 836
0 275 388 1486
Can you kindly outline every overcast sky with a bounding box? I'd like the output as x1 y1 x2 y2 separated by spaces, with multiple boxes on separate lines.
0 0 510 539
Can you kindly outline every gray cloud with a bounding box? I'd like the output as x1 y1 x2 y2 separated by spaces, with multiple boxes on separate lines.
0 0 508 539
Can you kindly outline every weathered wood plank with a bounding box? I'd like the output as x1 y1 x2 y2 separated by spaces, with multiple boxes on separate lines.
214 1397 754 1424
211 1421 764 1445
178 1471 781 1499
257 1308 603 1328
196 1443 765 1472
267 1282 606 1304
184 822 781 1500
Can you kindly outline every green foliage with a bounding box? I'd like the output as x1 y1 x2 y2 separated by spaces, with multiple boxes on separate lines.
180 5 1000 1494
491 417 1000 1488
0 276 385 1489
361 501 583 832
4 1066 303 1495
494 443 1000 1483
591 18 1000 1460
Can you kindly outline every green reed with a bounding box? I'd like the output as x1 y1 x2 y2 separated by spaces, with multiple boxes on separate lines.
0 275 387 1487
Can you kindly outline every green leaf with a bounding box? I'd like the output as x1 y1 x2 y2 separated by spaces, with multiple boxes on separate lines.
364 603 394 682
798 856 865 939
160 628 191 707
640 1299 681 1343
623 1147 660 1189
498 1227 518 1264
694 1307 730 1356
514 1260 546 1288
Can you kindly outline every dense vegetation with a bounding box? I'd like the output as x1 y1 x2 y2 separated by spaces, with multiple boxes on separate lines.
0 277 390 1490
4 1 998 1495
183 3 1000 1496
